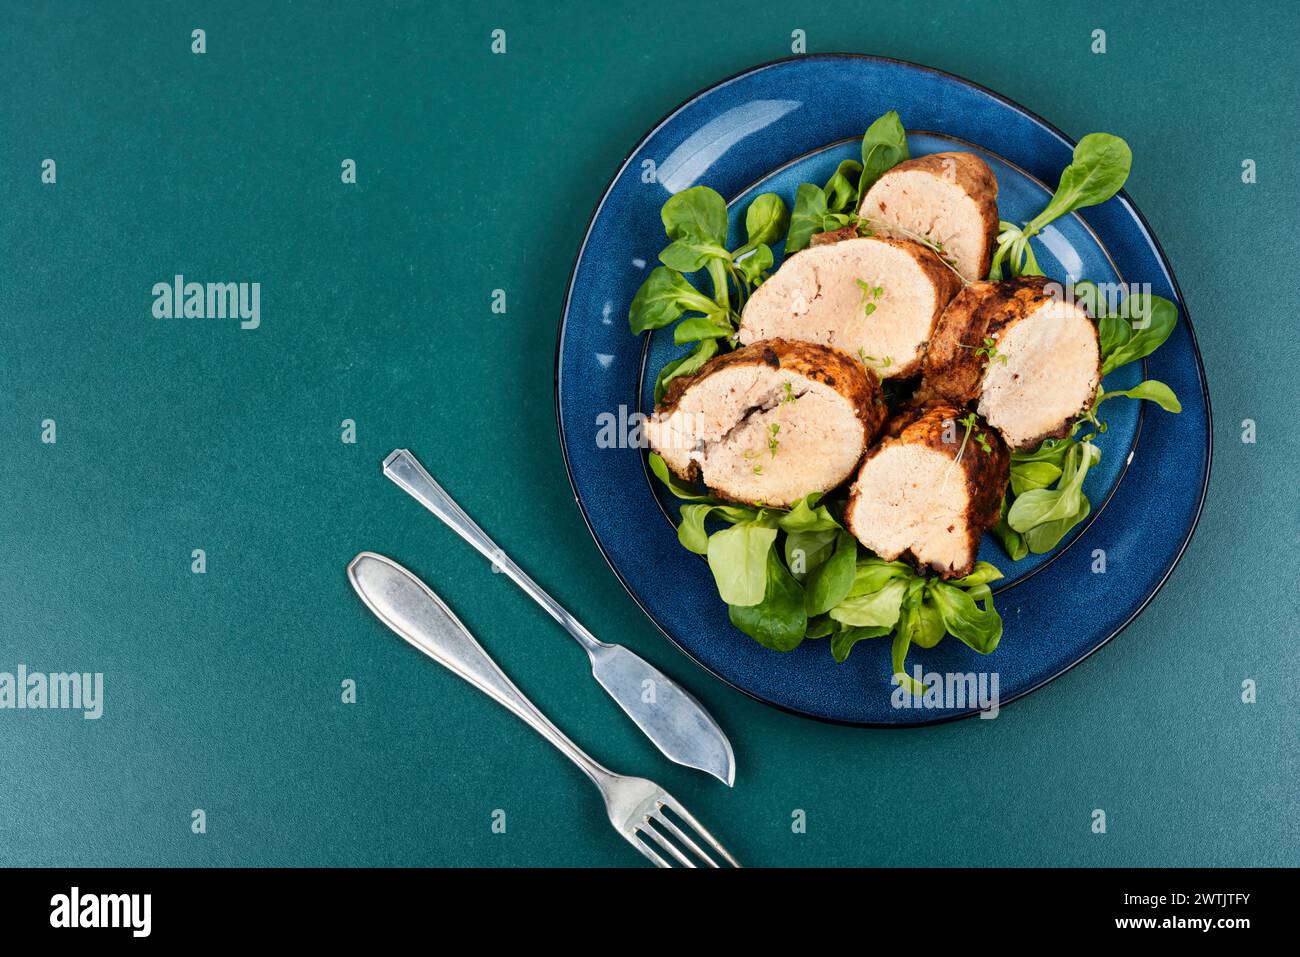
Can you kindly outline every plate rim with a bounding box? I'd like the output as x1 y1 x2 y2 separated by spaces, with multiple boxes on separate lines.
553 52 1214 728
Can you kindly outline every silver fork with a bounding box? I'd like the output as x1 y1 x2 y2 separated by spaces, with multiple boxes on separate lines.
347 550 740 868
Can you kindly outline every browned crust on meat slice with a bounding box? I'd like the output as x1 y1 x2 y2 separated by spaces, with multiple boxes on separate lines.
844 401 1009 579
920 280 1003 405
657 339 879 423
924 276 1056 401
921 276 1101 448
867 152 999 279
808 224 861 247
890 238 965 361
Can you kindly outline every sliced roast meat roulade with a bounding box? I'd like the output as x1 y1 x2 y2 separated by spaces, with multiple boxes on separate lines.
645 339 887 508
858 151 1000 282
844 402 1009 580
922 276 1101 450
736 236 961 379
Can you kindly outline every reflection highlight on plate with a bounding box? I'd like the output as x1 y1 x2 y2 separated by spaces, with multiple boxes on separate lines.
1037 223 1086 281
656 99 801 193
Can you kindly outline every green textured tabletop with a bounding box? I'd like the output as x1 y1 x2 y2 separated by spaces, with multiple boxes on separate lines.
1 0 1296 867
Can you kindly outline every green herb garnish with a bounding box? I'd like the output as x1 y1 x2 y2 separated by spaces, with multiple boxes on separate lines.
856 348 892 368
854 279 884 316
975 336 1007 364
989 133 1132 280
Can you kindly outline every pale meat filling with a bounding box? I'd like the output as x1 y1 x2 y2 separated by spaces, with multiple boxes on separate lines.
737 239 939 377
860 169 985 282
978 300 1100 449
848 444 973 574
702 384 865 507
645 364 865 507
645 364 771 476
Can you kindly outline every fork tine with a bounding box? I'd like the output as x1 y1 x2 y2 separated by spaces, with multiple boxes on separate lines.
627 829 672 868
659 796 741 867
653 806 718 868
636 821 696 868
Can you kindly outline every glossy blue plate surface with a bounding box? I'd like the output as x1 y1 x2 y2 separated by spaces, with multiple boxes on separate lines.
556 55 1210 725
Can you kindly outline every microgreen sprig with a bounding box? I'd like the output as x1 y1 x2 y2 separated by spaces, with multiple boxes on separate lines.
855 279 884 316
856 348 893 369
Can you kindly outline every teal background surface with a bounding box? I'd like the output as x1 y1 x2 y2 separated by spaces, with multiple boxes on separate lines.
1 0 1296 866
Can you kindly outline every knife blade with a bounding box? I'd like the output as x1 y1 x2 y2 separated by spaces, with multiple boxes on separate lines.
381 448 736 786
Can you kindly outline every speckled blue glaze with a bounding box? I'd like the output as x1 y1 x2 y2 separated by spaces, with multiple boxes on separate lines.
555 55 1211 725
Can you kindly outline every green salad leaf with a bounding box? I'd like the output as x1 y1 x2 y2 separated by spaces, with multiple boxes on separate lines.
628 266 720 335
676 504 720 554
857 109 909 200
647 452 711 501
784 527 838 582
824 159 864 213
661 184 728 247
659 239 729 273
728 549 808 651
927 578 1003 654
889 580 936 693
1008 441 1096 530
830 624 893 666
989 133 1132 280
738 193 790 252
829 577 908 629
803 531 858 615
949 562 1004 589
806 615 836 639
992 496 1028 562
777 492 839 532
706 522 777 606
1007 440 1099 554
673 314 732 345
653 337 718 402
1026 134 1132 234
1097 379 1182 413
785 183 830 253
1098 293 1178 375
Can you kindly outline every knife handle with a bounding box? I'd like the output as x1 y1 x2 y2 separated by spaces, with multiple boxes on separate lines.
382 449 605 653
347 551 614 788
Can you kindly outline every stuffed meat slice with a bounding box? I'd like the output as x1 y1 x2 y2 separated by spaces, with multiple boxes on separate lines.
736 236 961 379
922 276 1101 450
858 151 1000 282
844 402 1009 579
645 339 887 508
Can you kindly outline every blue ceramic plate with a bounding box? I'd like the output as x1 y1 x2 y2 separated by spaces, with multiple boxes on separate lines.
555 55 1211 725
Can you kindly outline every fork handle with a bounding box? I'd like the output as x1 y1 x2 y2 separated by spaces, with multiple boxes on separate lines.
347 551 616 790
382 449 604 654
